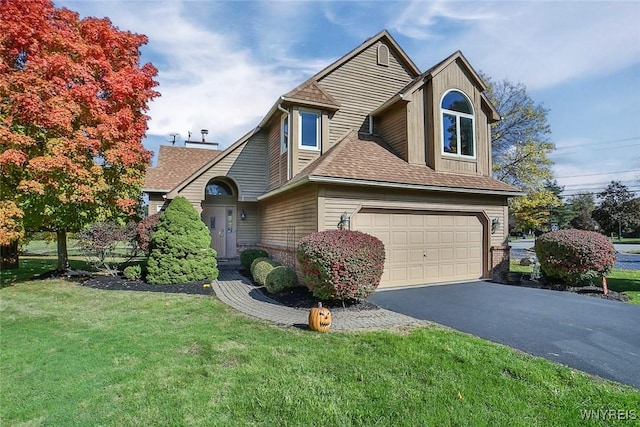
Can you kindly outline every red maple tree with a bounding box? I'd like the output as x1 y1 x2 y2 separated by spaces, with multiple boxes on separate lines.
0 0 159 270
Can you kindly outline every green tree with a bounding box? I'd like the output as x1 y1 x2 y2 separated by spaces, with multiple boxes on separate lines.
146 197 218 285
593 181 640 238
0 0 159 270
544 180 573 229
510 189 562 232
567 193 599 231
481 72 555 192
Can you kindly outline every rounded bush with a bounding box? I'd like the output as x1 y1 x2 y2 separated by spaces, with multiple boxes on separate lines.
264 266 298 293
146 196 219 285
534 229 616 286
252 258 281 286
250 256 270 277
240 248 269 270
123 265 142 280
297 230 385 301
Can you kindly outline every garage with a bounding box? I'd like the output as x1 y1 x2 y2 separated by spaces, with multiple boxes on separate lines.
354 209 485 287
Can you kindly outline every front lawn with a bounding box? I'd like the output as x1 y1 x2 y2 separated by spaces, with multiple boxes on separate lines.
1 279 638 426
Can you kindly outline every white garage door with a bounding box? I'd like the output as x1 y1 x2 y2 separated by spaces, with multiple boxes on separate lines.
355 210 484 287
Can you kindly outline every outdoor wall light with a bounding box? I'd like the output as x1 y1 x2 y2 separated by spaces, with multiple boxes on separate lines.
338 212 351 230
240 209 247 220
491 217 501 234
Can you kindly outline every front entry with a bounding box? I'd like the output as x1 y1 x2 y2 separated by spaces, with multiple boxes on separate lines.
207 206 236 258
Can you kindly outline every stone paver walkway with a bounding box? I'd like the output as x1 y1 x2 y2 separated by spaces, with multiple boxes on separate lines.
211 269 424 331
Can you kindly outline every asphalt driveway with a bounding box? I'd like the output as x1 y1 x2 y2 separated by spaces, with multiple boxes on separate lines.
369 281 640 389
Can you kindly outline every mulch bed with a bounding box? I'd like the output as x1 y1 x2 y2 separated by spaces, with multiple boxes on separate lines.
513 278 630 302
238 269 380 312
81 275 214 296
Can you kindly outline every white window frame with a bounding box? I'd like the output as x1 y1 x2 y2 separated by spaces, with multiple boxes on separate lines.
297 108 321 151
280 114 289 154
440 89 476 159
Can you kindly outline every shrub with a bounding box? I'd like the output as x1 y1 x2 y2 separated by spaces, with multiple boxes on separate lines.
264 266 298 293
250 257 270 277
534 229 616 286
297 230 385 301
123 265 142 280
240 248 269 270
252 258 280 286
146 196 218 285
77 221 138 276
136 213 161 256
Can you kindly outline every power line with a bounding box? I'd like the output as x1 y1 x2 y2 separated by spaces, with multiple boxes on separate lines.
555 169 640 179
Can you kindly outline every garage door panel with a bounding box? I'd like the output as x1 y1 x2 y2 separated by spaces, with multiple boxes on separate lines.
355 211 484 287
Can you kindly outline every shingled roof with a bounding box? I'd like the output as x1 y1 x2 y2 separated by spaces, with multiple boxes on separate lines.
282 80 340 110
143 145 221 192
264 131 520 198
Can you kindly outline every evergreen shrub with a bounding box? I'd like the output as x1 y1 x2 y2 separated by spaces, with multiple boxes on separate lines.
146 197 218 285
240 248 269 270
251 258 280 286
264 266 298 293
534 229 616 286
297 230 385 300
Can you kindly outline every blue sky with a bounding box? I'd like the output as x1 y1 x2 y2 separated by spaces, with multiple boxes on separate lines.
57 0 640 196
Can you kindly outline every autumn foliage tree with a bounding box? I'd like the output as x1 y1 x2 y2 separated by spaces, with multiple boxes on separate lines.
0 0 159 270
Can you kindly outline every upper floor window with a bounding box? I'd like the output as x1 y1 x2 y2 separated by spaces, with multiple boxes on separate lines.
298 109 320 151
441 90 475 158
280 114 288 154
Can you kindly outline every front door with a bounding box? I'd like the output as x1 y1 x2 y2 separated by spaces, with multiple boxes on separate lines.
208 206 236 258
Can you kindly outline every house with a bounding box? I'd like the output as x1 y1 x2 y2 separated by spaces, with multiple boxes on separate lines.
143 30 522 288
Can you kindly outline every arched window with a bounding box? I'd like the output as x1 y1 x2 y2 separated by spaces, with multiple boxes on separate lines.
441 90 475 158
205 180 233 196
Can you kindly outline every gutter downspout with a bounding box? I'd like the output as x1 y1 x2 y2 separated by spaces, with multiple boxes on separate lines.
277 98 291 180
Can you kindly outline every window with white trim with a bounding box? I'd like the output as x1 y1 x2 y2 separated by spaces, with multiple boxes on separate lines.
280 114 288 154
298 109 320 150
441 90 475 158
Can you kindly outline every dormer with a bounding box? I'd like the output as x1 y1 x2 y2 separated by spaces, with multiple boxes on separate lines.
373 51 500 177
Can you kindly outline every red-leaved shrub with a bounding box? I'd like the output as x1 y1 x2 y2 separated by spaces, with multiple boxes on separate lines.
534 229 616 286
136 212 161 255
297 230 385 300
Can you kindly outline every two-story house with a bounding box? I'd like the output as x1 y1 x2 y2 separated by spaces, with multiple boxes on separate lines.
143 30 521 288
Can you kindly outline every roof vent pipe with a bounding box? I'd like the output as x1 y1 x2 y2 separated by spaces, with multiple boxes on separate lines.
201 129 208 142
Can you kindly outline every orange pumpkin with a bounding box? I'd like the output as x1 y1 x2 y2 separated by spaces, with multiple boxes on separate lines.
309 302 332 332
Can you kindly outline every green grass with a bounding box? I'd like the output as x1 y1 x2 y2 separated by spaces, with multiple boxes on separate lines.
510 261 640 305
611 237 640 244
2 279 639 426
1 256 93 286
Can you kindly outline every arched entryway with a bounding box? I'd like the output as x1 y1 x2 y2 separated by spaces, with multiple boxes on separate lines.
201 177 238 258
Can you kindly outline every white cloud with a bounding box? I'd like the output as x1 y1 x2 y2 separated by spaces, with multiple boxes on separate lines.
390 1 640 90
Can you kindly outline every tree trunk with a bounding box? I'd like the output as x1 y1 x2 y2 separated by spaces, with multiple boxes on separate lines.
57 229 69 272
1 240 19 270
618 220 622 240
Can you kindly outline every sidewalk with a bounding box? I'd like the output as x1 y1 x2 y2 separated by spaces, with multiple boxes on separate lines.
211 269 425 331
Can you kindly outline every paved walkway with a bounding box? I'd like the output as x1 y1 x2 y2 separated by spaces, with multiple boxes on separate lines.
211 268 424 331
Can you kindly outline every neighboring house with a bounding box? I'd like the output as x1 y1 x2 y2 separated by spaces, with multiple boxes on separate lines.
143 30 522 288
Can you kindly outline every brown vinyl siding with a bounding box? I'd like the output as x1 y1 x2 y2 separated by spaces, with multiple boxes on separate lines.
318 185 508 248
318 41 416 148
377 102 407 160
176 131 269 210
427 58 491 175
236 202 259 245
259 185 318 248
268 116 288 190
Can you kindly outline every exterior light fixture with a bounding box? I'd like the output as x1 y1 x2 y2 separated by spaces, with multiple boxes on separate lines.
338 212 350 230
240 209 247 221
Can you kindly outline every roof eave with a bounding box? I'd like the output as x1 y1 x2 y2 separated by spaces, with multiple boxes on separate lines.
258 174 523 200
